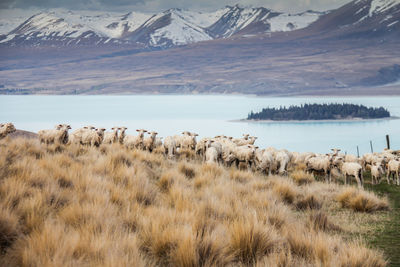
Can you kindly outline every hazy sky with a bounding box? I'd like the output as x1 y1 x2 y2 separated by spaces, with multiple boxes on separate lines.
0 0 352 13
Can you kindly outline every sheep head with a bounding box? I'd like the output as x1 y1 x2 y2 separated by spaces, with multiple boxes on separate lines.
148 131 158 138
3 123 16 134
136 129 147 138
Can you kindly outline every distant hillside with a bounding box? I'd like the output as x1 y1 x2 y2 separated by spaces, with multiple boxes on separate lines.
0 0 400 95
0 6 323 48
247 103 391 121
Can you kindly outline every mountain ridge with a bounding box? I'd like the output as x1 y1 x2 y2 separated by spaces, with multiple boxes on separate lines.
0 5 325 47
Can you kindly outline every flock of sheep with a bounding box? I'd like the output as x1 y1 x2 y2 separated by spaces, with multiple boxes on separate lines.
1 123 400 188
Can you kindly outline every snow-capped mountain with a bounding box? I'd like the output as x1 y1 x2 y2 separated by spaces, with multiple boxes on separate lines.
0 5 324 47
305 0 400 37
1 0 398 48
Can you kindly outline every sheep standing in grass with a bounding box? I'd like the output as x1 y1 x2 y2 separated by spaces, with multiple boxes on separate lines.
118 127 128 144
0 123 16 139
81 128 106 147
173 132 198 151
205 146 218 164
306 155 333 182
143 131 158 152
275 150 291 175
103 127 120 144
38 124 71 145
231 145 257 170
195 137 211 158
164 136 177 159
255 149 274 175
371 163 385 185
334 158 363 188
124 129 148 149
69 126 95 144
386 159 400 185
205 140 222 164
233 135 257 146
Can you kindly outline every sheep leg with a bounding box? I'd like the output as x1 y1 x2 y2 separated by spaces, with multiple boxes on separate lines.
328 169 331 184
387 172 391 185
397 171 400 186
356 177 362 189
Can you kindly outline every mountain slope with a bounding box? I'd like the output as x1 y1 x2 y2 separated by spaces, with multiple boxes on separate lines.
0 6 324 47
303 0 400 38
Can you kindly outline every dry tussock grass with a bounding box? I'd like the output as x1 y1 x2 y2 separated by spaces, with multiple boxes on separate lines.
337 187 390 213
0 138 389 266
290 170 315 185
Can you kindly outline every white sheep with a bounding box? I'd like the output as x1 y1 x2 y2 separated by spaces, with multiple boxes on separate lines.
220 140 238 166
205 146 219 164
81 128 106 147
386 159 400 185
371 163 385 185
143 131 158 152
38 124 71 145
255 149 274 175
69 126 95 144
344 154 358 163
124 129 147 149
306 155 333 182
103 127 120 144
334 159 363 188
233 136 257 146
195 138 206 156
231 145 257 170
118 127 128 144
0 123 16 139
174 133 197 150
330 148 341 156
205 139 222 163
275 150 290 175
164 136 177 159
292 152 315 165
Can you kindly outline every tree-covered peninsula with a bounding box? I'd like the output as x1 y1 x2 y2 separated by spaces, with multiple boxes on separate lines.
247 103 390 121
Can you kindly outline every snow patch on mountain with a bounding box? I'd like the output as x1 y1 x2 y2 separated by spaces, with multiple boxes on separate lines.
369 0 400 16
269 11 322 32
150 11 212 46
172 9 228 28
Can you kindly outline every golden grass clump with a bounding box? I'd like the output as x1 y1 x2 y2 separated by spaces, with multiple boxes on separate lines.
290 170 315 185
337 187 390 212
306 211 342 232
227 218 281 264
0 138 390 266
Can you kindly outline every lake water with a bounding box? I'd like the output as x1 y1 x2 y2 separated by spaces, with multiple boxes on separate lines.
1 95 400 155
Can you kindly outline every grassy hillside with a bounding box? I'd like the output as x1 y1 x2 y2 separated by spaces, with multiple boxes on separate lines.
0 138 391 266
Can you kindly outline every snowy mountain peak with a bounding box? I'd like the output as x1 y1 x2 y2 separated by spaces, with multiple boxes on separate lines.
369 0 400 16
0 5 326 47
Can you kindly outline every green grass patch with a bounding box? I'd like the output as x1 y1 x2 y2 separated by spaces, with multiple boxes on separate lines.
364 172 400 267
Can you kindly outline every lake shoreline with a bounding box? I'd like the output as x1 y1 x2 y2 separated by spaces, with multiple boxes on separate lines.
231 116 400 123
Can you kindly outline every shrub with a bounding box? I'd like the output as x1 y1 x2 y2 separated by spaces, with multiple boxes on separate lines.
336 187 389 212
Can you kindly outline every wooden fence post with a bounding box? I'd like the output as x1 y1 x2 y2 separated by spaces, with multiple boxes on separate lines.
386 135 390 150
357 146 360 158
370 140 374 153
